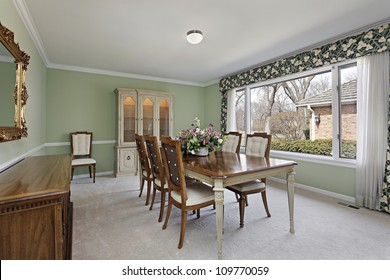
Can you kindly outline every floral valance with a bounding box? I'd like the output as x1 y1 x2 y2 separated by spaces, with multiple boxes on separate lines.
219 23 390 93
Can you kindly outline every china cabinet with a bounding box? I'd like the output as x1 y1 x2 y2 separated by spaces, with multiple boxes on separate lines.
114 88 174 177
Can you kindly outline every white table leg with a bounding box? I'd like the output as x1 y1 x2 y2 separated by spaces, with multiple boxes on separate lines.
213 179 224 260
286 171 295 234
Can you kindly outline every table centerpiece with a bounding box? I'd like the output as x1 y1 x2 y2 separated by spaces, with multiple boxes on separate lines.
178 117 227 156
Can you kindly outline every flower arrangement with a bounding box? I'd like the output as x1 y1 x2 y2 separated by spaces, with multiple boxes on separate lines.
178 117 227 153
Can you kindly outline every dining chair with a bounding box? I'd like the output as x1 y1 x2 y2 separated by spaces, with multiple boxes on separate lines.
222 131 242 153
135 134 153 206
70 131 96 183
226 132 272 227
160 137 215 249
144 135 168 222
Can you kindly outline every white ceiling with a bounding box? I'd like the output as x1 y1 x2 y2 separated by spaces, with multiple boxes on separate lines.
15 0 390 86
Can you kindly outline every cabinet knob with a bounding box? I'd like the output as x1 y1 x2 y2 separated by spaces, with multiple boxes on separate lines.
127 156 131 160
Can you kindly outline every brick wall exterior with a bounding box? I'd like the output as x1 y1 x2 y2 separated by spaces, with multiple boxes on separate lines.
311 103 356 141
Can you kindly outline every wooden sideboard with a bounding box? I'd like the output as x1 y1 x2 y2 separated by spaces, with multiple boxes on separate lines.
0 154 73 259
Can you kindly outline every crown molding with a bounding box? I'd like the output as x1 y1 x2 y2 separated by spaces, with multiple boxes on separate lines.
47 62 207 87
13 0 50 65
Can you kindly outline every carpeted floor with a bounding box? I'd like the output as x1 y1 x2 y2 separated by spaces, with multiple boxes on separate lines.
70 175 390 260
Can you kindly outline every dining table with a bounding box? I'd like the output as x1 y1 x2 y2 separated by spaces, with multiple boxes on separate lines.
182 150 297 259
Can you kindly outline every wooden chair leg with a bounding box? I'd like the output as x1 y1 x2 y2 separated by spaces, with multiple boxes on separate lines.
139 178 145 197
245 194 248 206
92 164 96 183
239 194 246 228
71 167 74 180
149 186 157 211
88 166 92 178
261 191 271 217
162 198 172 230
158 190 165 223
196 209 200 218
145 180 152 206
178 210 188 249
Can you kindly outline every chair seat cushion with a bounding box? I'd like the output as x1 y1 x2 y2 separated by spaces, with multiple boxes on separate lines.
228 180 265 193
154 177 168 189
171 182 214 206
72 158 96 166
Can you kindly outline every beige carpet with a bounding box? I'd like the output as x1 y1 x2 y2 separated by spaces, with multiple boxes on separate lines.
70 175 390 260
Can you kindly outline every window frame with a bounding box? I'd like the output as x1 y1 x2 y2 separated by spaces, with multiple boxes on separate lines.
234 60 357 166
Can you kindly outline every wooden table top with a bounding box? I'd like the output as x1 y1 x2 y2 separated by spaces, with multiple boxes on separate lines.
0 154 71 203
182 150 297 179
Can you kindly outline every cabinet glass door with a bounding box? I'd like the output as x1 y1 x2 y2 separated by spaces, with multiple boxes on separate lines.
123 96 136 142
143 98 154 135
159 99 170 140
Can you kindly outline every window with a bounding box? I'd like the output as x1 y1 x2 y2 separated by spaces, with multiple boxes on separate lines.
231 62 357 160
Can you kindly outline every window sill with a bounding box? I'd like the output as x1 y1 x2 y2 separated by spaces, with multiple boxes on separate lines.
269 150 356 168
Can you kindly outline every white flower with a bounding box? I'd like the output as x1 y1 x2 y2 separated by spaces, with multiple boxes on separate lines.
365 44 373 51
357 41 366 50
315 59 323 66
218 139 223 144
348 38 357 45
364 31 373 39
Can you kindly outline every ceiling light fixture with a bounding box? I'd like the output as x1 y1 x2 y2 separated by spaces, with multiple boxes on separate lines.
186 30 203 44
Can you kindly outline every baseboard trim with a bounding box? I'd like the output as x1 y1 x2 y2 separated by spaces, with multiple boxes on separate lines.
269 177 356 204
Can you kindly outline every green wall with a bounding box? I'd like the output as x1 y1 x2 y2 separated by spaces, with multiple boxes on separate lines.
204 82 221 131
0 1 47 167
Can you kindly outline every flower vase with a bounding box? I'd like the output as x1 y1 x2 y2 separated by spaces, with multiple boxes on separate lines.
192 147 209 156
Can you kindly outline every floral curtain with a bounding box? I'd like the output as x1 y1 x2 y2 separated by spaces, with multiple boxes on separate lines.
219 23 390 214
382 92 390 213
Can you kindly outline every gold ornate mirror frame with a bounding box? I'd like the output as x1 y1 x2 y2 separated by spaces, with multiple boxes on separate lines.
0 22 30 142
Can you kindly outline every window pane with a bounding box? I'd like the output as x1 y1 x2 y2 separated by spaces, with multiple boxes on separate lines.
339 64 357 159
250 72 333 156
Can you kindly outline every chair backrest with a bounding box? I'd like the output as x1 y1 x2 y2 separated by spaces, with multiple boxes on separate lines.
70 131 93 157
135 134 151 176
160 137 187 202
144 135 165 185
245 132 272 157
222 131 242 153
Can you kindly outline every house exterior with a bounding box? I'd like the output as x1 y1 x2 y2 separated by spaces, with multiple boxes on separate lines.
296 80 357 141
